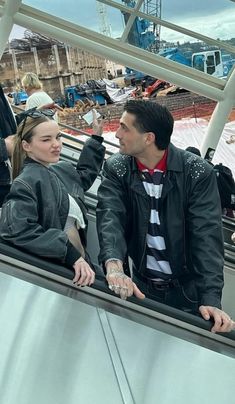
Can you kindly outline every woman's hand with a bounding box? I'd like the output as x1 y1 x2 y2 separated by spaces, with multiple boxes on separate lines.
38 102 63 111
73 257 95 287
92 110 104 136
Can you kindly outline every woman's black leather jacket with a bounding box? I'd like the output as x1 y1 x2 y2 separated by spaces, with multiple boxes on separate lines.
0 135 105 269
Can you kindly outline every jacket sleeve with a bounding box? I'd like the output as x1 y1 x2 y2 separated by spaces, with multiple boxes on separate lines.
0 179 80 269
96 157 128 264
0 138 8 163
75 136 105 192
186 166 224 308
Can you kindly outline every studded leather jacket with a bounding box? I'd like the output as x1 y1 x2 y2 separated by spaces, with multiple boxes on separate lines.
97 143 224 308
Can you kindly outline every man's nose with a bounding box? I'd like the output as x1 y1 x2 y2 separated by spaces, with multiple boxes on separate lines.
116 127 121 139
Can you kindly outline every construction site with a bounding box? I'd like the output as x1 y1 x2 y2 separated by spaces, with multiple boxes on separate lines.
1 0 235 133
0 2 235 404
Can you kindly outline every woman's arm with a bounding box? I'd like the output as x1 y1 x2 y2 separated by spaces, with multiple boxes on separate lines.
76 114 105 191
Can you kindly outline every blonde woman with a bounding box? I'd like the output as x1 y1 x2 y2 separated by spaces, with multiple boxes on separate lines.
0 110 105 287
22 72 54 110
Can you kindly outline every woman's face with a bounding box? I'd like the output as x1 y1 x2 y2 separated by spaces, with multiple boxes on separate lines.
22 120 62 165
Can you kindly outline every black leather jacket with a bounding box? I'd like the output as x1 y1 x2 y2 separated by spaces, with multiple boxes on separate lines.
0 135 105 269
97 144 224 308
0 85 16 186
0 139 10 186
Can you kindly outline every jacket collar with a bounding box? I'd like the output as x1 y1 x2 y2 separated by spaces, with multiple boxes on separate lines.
24 157 48 168
130 143 184 173
166 143 184 172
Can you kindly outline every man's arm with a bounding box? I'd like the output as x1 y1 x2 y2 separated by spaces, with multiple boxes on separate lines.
187 163 234 332
97 157 144 300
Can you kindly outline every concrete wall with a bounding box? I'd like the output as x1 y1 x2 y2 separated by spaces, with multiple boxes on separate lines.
0 45 107 99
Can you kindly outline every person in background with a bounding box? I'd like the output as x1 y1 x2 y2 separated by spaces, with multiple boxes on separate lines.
97 99 234 333
0 84 17 206
22 72 54 110
185 146 201 157
0 110 105 287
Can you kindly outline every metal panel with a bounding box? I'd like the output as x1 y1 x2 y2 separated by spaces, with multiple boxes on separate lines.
107 310 235 404
0 269 235 404
0 272 124 404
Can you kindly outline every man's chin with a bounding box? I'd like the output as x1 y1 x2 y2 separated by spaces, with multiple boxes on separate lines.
119 146 127 155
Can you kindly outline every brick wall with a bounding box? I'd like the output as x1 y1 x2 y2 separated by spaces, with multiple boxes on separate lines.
58 92 217 131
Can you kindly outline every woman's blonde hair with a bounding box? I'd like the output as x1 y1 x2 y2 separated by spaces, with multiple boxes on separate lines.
13 115 51 179
22 72 42 91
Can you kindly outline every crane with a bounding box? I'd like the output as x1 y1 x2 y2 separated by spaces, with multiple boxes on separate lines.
121 0 161 53
96 2 111 37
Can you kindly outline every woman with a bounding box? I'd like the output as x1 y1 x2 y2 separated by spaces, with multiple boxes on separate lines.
0 109 105 287
22 72 54 110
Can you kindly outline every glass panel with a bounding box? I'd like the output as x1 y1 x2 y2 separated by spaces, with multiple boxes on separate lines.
22 0 125 38
162 0 235 42
121 9 235 80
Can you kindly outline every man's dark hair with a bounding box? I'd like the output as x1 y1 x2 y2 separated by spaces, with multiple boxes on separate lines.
123 99 174 150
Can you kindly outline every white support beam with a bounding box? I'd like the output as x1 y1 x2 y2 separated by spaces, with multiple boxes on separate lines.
9 6 225 102
201 67 235 156
0 0 22 58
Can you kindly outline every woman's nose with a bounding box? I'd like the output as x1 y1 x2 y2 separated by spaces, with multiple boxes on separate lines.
52 139 61 148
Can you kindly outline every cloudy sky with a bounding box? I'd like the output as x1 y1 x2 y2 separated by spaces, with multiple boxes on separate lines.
9 0 235 44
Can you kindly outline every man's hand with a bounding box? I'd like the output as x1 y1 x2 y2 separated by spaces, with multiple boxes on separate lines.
199 305 235 333
73 257 95 287
5 135 15 156
106 260 145 300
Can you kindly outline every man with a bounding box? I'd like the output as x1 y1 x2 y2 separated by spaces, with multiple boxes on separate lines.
97 99 234 333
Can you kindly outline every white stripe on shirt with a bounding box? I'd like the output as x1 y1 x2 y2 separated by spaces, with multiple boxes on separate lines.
143 183 163 199
146 255 172 274
150 209 160 225
146 234 166 250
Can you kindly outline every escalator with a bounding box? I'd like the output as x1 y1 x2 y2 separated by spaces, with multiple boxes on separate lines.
1 117 235 403
0 244 235 404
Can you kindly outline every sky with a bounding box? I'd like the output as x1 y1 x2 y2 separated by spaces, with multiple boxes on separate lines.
8 0 235 44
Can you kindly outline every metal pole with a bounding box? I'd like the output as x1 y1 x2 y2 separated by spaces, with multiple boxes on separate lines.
0 0 22 59
200 68 235 157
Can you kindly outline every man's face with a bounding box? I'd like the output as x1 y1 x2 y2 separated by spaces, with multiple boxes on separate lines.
115 111 149 157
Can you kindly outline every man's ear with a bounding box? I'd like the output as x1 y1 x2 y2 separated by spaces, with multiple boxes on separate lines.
145 131 156 145
22 140 31 152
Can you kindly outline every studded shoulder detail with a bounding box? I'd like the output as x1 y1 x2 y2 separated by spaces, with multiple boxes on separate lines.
185 154 209 180
108 154 131 178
